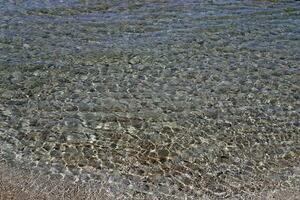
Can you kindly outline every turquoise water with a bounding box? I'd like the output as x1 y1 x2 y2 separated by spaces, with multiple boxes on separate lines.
0 1 299 199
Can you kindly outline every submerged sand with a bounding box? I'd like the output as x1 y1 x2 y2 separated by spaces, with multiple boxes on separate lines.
0 162 299 200
1 0 299 199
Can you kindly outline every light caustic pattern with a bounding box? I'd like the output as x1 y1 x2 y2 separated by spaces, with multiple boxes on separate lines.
0 0 299 199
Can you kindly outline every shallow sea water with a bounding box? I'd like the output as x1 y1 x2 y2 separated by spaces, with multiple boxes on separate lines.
0 0 299 199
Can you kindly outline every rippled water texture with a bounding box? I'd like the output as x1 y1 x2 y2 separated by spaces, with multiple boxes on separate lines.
0 0 299 199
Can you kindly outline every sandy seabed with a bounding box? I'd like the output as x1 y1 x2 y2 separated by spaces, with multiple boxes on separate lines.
1 1 299 199
0 163 299 200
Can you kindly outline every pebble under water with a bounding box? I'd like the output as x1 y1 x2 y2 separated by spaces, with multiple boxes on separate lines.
0 0 299 199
